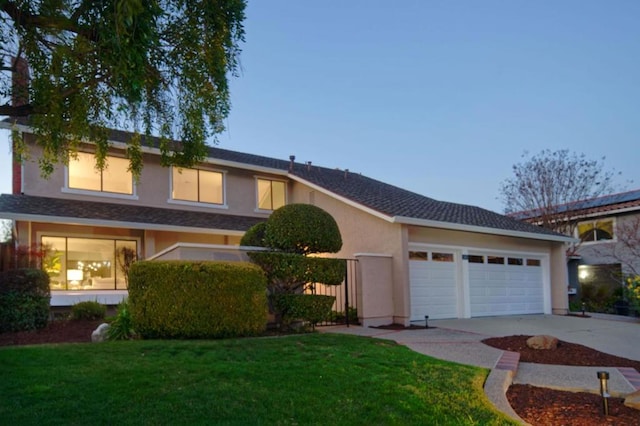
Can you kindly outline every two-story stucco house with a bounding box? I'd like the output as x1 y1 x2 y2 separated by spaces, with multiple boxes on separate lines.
0 121 575 326
513 190 640 297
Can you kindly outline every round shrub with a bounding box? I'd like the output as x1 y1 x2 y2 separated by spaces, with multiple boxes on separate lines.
0 268 50 332
264 204 342 255
71 300 106 320
240 222 267 247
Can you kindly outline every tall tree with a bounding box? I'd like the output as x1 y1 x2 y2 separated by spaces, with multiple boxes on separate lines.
500 149 619 236
0 0 246 178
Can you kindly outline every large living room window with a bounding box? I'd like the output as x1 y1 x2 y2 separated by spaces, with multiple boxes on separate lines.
257 178 286 210
172 167 224 205
577 219 614 242
41 236 137 291
68 152 133 195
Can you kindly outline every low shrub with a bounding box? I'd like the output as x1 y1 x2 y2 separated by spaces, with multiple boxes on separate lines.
271 294 335 329
107 299 136 341
128 261 268 339
71 301 106 321
0 268 50 332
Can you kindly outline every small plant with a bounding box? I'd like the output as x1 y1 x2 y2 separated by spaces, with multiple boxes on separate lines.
107 300 136 341
71 301 106 321
626 276 640 314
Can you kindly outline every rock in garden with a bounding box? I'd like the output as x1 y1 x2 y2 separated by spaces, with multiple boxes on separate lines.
624 390 640 410
526 335 558 350
91 323 111 343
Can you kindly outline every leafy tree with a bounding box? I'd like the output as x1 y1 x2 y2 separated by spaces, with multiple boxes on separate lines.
500 149 619 238
0 0 246 178
241 204 345 329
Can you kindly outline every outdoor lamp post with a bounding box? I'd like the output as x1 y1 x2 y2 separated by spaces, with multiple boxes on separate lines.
597 371 610 416
424 315 429 329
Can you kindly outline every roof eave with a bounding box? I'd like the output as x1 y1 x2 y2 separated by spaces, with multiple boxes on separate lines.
0 212 246 236
392 215 578 243
0 121 289 177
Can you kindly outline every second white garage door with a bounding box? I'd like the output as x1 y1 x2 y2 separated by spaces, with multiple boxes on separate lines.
468 254 544 317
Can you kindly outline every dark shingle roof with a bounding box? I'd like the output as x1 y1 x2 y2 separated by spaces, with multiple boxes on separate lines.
0 194 264 232
1 119 569 240
288 164 565 238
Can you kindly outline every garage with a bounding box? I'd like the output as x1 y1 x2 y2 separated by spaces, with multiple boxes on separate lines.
409 250 458 320
468 253 544 317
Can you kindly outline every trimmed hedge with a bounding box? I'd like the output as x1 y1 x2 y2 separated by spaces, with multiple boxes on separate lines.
128 261 268 339
0 268 50 333
71 301 106 321
271 293 335 327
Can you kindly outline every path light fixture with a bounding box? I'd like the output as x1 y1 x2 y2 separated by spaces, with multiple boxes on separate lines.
582 302 586 316
597 371 610 416
424 315 429 329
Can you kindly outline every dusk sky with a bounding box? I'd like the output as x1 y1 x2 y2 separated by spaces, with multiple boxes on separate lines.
2 1 639 213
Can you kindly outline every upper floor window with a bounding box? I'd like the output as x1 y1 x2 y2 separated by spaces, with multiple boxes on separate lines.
172 167 224 205
577 219 614 242
68 152 133 195
257 178 286 210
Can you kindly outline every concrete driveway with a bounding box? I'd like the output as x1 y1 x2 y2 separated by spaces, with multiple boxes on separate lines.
430 313 640 361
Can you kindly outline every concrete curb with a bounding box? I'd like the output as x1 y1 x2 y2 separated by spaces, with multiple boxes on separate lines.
484 368 530 425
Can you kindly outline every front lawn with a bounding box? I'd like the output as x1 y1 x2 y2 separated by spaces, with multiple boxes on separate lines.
1 333 515 425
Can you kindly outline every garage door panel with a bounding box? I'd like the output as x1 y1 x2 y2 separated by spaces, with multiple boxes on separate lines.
469 255 543 317
410 254 458 321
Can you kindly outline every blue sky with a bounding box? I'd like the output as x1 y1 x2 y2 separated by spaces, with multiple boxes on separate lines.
2 0 639 213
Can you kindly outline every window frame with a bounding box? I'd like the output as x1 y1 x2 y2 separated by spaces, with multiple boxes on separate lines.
576 218 616 244
169 166 227 208
255 177 287 211
39 232 139 292
63 151 137 200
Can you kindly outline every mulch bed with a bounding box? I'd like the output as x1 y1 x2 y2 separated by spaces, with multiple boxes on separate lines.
2 322 639 425
483 335 640 425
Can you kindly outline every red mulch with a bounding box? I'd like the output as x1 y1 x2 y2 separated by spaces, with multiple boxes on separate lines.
483 335 640 425
2 323 639 425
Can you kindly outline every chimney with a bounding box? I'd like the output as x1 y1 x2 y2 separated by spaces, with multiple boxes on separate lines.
11 56 29 108
306 161 312 172
344 169 349 179
288 155 295 172
11 56 29 194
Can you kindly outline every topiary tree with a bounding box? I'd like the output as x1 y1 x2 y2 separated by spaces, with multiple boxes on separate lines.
242 204 345 329
263 204 342 255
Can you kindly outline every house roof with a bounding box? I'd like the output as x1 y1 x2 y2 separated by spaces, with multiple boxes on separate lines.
0 118 573 242
0 193 264 234
510 189 640 221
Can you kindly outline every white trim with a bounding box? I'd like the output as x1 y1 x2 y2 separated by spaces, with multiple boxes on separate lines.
51 291 128 307
354 253 392 258
61 187 139 201
287 175 393 222
3 212 246 236
147 242 266 261
167 199 229 210
397 215 577 243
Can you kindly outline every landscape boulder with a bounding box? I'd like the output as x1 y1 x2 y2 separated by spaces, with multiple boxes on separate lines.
624 390 640 410
91 323 111 343
526 335 558 350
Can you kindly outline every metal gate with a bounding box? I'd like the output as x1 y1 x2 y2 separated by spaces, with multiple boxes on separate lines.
308 258 358 326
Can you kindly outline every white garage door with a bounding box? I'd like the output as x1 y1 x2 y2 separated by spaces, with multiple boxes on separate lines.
468 254 543 317
409 250 458 320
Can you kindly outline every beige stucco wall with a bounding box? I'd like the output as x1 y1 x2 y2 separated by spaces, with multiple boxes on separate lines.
288 184 412 323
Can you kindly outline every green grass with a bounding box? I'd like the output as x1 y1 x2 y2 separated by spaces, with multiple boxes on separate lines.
0 333 516 425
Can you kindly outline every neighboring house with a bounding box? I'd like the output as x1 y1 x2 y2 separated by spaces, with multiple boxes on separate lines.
510 190 640 297
0 121 575 326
